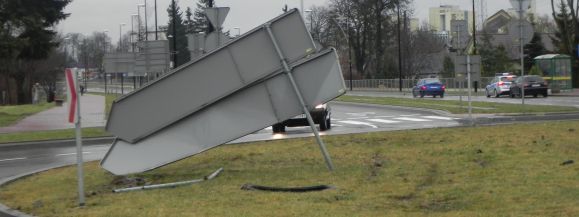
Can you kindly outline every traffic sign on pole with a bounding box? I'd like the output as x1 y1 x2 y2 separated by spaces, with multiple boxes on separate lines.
65 68 78 123
65 68 85 206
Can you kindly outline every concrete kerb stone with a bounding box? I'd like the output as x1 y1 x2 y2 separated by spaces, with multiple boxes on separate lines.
0 137 115 149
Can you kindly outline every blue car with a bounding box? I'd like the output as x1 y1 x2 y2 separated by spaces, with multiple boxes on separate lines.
412 78 446 98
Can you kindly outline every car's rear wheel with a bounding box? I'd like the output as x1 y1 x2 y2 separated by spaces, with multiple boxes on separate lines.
420 92 425 98
319 112 328 131
494 89 500 98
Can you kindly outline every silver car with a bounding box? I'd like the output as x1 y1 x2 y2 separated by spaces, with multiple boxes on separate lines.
485 74 517 98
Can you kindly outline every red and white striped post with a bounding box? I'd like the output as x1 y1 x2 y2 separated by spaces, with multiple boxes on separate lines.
65 68 85 206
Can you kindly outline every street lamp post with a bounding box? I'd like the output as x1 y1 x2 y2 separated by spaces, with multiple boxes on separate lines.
335 16 353 91
131 14 138 52
144 0 148 41
510 0 529 105
137 4 145 41
397 1 403 92
103 29 109 93
119 23 126 52
154 0 158 40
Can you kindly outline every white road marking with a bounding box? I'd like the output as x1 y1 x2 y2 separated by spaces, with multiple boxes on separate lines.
422 116 454 120
400 114 419 117
56 152 92 157
0 157 26 162
332 124 343 127
346 112 376 117
338 120 378 128
367 119 401 124
374 116 395 118
394 117 431 122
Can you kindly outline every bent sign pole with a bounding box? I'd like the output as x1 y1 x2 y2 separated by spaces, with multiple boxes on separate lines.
65 68 85 206
265 24 334 171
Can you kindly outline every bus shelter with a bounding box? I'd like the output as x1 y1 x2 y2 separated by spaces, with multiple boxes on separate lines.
534 54 573 93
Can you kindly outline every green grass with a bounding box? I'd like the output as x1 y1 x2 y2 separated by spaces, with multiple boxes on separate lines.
89 93 118 118
338 95 579 114
0 127 111 144
2 121 578 216
0 103 55 127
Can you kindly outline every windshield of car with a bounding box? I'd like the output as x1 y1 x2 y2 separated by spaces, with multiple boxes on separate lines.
423 79 441 84
525 76 545 82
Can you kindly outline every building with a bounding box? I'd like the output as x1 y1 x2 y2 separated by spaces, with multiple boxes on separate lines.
428 5 474 34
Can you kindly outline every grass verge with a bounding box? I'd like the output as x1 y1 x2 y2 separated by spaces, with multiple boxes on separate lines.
1 121 578 216
0 103 55 127
338 95 579 114
0 127 110 144
89 93 118 118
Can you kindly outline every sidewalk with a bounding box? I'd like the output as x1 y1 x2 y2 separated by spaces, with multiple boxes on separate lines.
0 94 106 133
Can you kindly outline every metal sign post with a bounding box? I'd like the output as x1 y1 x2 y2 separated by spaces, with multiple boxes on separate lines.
467 55 473 125
65 69 85 206
455 55 481 125
265 24 334 171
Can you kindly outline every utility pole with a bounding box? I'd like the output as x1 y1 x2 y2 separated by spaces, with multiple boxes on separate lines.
171 0 177 68
397 0 403 92
155 0 158 40
144 0 148 41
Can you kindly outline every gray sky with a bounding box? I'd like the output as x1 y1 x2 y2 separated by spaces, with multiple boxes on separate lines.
57 0 553 44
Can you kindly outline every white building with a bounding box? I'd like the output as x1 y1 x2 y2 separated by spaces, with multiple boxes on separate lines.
428 5 474 34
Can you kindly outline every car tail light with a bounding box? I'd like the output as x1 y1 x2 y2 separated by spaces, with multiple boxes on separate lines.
498 81 504 86
420 86 427 90
442 85 446 90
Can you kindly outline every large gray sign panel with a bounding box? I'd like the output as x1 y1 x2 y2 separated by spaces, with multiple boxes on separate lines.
103 53 136 73
106 9 316 143
134 40 170 75
101 49 346 175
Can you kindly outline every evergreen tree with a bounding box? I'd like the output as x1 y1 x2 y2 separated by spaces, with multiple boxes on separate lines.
524 33 548 71
479 33 514 76
440 56 455 78
0 0 71 104
167 0 190 67
191 0 215 34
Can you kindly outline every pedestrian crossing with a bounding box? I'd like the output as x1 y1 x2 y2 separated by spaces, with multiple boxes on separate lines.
337 115 459 127
263 115 459 132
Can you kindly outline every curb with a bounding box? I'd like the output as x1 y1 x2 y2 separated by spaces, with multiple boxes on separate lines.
331 101 455 117
0 137 114 149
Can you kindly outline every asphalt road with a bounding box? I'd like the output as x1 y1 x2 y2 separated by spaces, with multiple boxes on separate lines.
349 91 579 108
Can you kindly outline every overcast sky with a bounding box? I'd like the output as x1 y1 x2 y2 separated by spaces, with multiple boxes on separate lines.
57 0 552 43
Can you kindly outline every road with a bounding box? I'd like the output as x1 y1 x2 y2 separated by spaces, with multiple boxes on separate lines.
0 102 460 181
348 91 579 108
